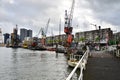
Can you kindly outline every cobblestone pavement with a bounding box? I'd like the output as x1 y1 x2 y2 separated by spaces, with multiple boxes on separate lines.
83 51 120 80
90 51 113 58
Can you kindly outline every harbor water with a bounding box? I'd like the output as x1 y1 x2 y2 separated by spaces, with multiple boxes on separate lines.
0 47 78 80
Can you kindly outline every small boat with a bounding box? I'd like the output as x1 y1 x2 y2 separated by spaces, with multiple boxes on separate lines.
67 42 86 68
68 54 82 68
22 44 28 48
46 45 56 51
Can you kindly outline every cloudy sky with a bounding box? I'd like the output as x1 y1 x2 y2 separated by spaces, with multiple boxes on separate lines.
0 0 120 37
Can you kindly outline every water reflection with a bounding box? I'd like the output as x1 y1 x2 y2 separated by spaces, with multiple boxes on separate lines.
12 48 18 52
12 52 18 64
66 66 80 80
0 47 80 80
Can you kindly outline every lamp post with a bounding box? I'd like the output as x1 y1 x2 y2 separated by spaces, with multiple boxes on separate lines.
98 26 101 50
115 31 117 45
113 30 117 45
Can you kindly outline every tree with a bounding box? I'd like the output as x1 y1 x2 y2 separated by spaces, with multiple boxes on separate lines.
79 37 85 42
74 38 77 42
95 36 100 42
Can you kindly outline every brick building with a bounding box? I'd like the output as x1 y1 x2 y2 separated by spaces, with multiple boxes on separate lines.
75 28 113 43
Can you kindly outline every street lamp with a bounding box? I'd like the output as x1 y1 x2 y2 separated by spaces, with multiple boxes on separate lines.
113 30 117 45
98 26 101 50
99 26 101 42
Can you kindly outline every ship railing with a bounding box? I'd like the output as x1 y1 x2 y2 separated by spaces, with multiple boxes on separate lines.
69 54 82 61
66 49 89 80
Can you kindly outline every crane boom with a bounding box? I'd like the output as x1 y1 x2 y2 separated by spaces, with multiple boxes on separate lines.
35 18 50 38
44 18 50 37
90 23 97 30
64 0 75 34
68 0 75 27
35 28 43 37
41 18 50 46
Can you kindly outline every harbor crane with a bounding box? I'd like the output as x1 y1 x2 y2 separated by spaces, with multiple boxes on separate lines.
90 23 98 30
41 18 50 46
42 18 50 38
35 18 50 38
11 24 20 47
64 0 75 47
90 23 101 30
35 28 43 37
31 18 50 48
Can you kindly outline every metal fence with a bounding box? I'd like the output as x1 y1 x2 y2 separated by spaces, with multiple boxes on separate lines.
66 49 89 80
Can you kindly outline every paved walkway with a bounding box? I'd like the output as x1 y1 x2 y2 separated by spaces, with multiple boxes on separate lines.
83 51 120 80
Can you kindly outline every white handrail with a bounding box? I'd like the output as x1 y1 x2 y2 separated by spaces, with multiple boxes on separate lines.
66 50 89 80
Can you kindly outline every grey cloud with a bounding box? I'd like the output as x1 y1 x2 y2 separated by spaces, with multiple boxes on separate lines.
0 0 62 22
0 0 63 35
84 0 120 26
0 0 120 36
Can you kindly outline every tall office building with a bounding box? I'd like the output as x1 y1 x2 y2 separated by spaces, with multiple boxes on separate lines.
20 28 33 42
27 29 32 37
3 33 10 44
20 28 27 42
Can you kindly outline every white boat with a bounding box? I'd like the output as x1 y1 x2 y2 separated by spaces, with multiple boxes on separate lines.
68 54 82 68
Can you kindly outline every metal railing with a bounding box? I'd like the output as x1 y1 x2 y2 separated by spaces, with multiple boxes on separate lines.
66 49 89 80
116 49 120 57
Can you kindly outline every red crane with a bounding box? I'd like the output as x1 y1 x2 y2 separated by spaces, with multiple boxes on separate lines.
64 0 75 47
